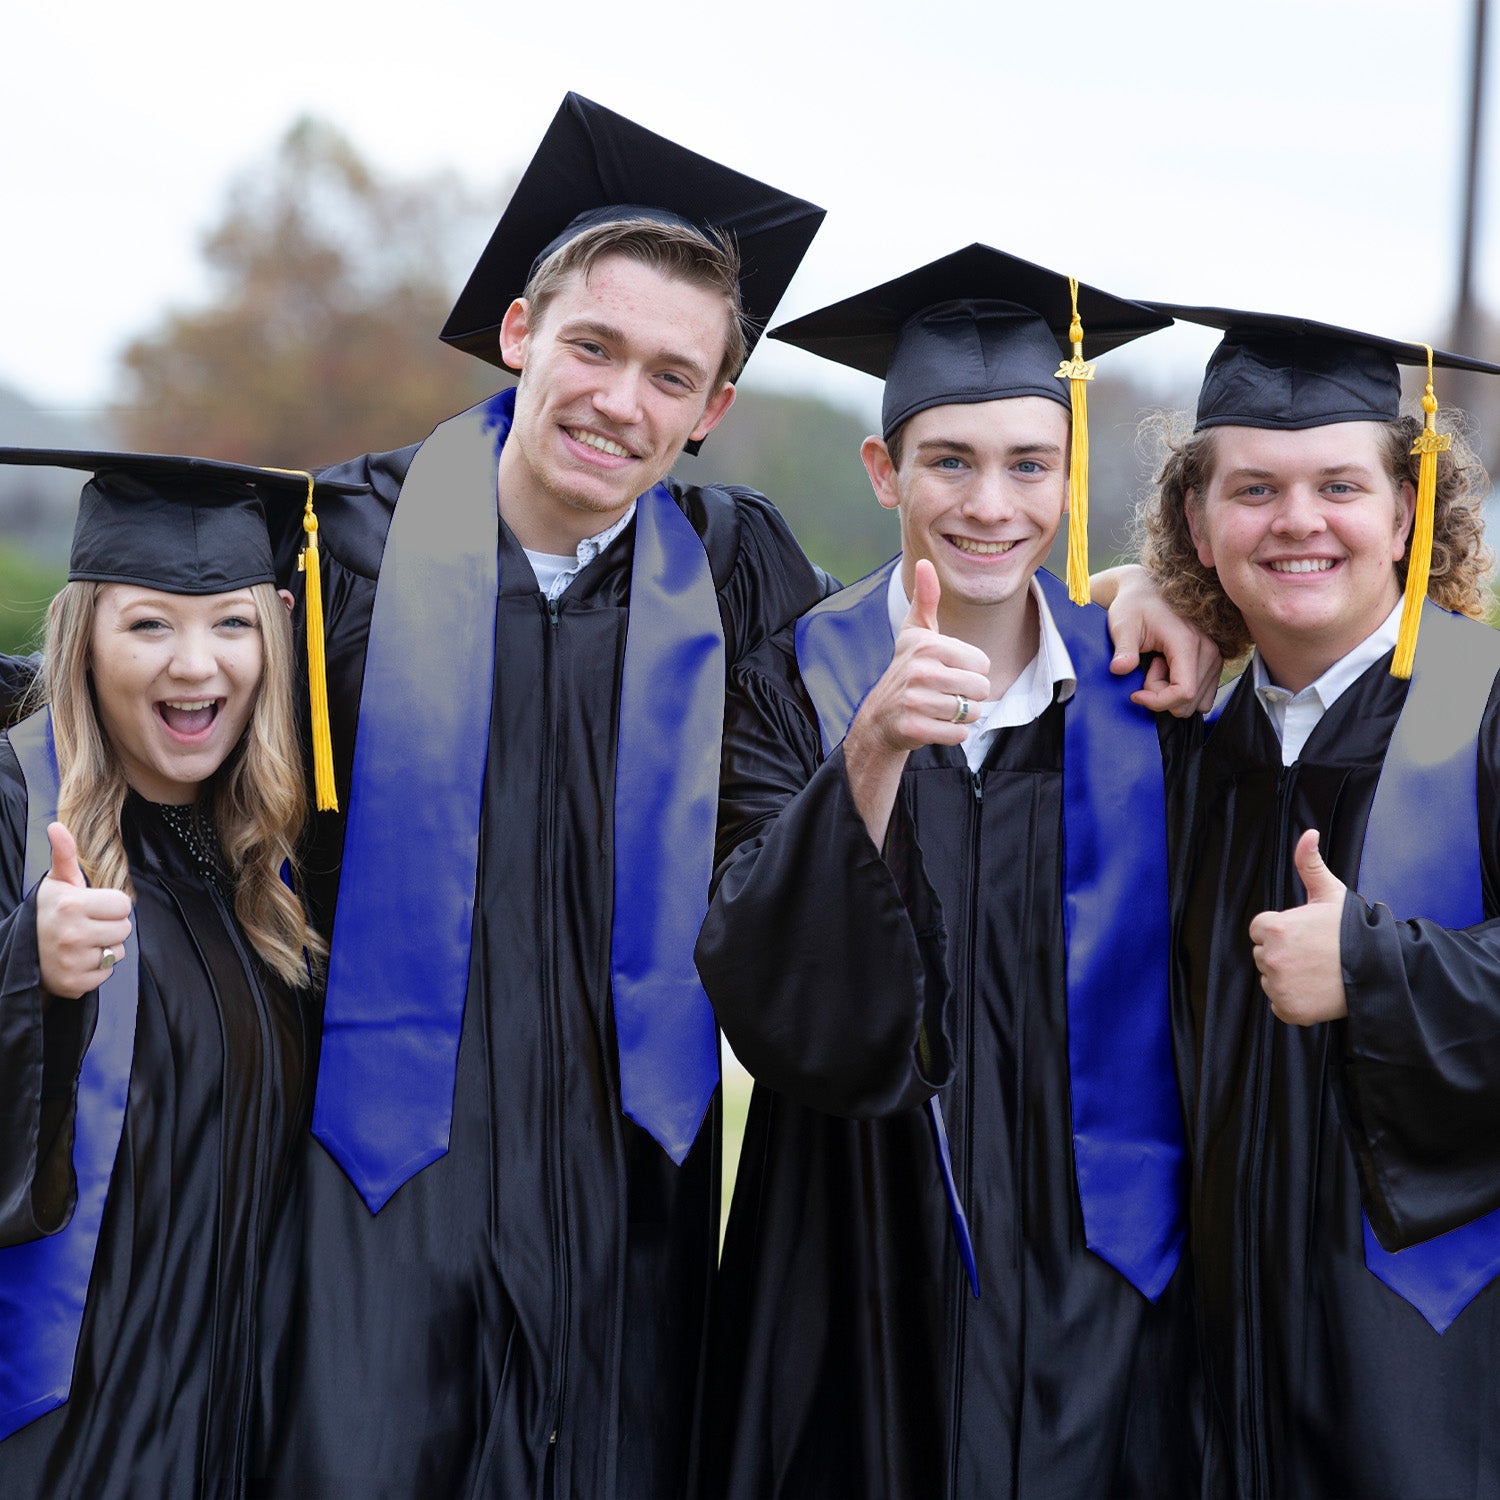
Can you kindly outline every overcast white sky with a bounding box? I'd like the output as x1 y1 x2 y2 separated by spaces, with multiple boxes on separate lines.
2 0 1495 427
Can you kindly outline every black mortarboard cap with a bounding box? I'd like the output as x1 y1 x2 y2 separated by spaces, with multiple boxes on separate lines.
1147 304 1500 431
440 93 826 383
771 245 1171 604
769 244 1171 439
1150 305 1500 680
0 449 363 593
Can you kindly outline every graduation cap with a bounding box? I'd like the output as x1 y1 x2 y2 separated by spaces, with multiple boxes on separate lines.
770 244 1173 603
1148 304 1500 432
1152 304 1500 677
0 448 367 810
440 92 826 389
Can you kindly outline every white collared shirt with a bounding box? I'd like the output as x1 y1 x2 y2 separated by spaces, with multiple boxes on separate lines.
1252 600 1403 765
885 567 1078 772
522 502 638 602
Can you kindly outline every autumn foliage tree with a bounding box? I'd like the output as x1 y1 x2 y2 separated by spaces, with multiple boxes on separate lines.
106 115 1215 584
112 118 504 467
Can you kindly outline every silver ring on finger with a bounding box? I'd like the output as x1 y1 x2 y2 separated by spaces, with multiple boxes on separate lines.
950 694 970 724
99 946 118 971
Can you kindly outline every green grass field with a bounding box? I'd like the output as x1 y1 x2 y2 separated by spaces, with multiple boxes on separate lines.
0 546 61 656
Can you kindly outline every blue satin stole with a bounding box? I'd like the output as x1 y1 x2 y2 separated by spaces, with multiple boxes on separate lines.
0 708 140 1440
794 560 1185 1302
313 388 724 1213
1354 602 1500 1332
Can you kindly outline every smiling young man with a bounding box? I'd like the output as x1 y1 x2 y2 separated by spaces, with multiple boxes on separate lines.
250 96 827 1499
1131 308 1500 1499
694 247 1200 1498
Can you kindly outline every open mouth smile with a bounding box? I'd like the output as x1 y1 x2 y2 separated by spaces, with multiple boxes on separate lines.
1264 559 1339 574
155 699 223 742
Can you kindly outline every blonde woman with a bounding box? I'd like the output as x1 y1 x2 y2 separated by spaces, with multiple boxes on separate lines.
0 452 341 1499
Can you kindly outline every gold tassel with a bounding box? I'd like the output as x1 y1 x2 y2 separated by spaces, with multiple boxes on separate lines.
1391 346 1450 680
268 468 339 811
1055 276 1096 605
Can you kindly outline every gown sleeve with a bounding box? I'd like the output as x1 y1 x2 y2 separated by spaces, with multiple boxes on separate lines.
0 742 92 1245
695 637 954 1120
1338 671 1500 1250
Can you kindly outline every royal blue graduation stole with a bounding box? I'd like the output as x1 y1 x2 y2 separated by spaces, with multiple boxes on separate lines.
795 561 1185 1302
313 389 724 1213
1354 602 1500 1333
0 709 140 1440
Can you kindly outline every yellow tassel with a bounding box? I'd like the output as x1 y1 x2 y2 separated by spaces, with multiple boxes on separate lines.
1055 276 1096 605
1391 347 1450 680
268 468 339 811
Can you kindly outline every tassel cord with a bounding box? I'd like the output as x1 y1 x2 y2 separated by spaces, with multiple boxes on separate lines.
1057 277 1095 606
264 467 340 810
1392 347 1450 680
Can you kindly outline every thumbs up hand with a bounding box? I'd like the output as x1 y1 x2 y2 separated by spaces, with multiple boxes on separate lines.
1247 828 1349 1025
856 560 993 756
904 555 942 632
36 823 133 1000
842 560 994 847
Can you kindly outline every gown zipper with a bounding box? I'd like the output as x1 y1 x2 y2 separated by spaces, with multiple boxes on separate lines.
166 866 276 1500
212 878 275 1499
944 768 985 1499
1244 762 1295 1500
539 592 570 1489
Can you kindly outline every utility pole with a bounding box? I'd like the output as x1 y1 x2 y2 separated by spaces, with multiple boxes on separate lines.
1453 0 1490 449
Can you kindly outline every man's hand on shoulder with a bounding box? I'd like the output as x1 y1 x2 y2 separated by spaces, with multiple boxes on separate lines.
1093 564 1221 718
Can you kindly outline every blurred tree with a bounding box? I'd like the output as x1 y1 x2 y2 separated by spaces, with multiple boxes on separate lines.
107 115 1220 588
112 117 502 466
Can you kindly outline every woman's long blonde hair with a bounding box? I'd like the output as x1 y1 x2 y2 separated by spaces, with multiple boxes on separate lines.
36 581 326 988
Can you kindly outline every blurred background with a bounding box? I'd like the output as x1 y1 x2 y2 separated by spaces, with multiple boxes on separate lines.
3 0 1496 1218
4 2 1497 635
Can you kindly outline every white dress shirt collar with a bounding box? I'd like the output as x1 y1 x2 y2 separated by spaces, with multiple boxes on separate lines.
1251 599 1403 765
522 502 638 602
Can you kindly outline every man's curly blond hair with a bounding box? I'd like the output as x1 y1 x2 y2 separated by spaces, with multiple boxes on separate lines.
1132 410 1494 662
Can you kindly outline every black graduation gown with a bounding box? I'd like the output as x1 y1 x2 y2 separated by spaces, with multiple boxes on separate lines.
695 630 1201 1500
1177 659 1500 1500
0 754 317 1499
255 445 826 1500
